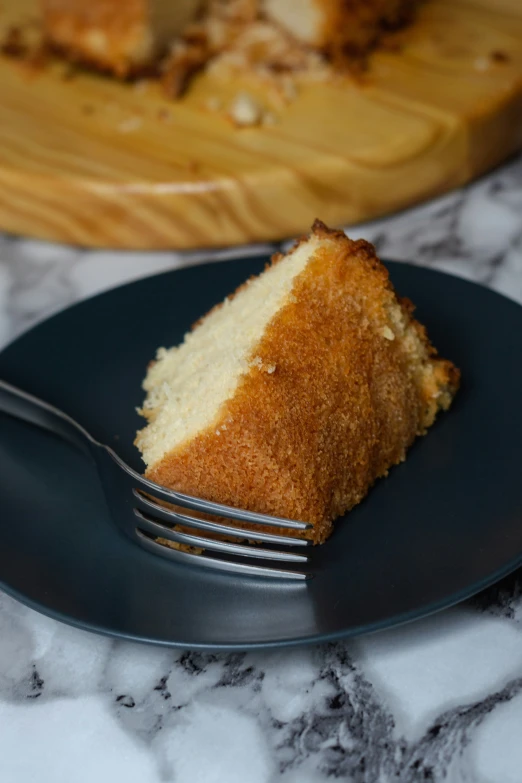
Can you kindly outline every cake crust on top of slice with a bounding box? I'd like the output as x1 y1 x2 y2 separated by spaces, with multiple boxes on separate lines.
136 220 459 544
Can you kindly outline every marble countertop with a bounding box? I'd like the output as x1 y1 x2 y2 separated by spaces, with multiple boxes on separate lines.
1 155 522 783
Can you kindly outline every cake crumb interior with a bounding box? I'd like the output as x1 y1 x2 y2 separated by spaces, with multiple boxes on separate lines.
136 234 321 468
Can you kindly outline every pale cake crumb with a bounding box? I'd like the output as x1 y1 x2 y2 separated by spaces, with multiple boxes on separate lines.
228 91 263 126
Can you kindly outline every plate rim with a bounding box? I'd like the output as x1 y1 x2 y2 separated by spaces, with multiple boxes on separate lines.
2 553 522 651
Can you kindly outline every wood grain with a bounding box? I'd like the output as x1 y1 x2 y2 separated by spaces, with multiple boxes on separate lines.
0 0 521 249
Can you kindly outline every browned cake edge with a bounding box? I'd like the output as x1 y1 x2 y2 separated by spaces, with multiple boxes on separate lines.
319 0 421 65
40 0 161 77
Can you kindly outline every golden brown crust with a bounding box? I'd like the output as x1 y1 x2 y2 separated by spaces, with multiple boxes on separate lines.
40 0 152 76
318 0 420 67
161 33 209 97
144 222 459 544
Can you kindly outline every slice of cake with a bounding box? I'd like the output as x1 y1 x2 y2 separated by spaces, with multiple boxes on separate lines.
135 221 459 544
39 0 203 76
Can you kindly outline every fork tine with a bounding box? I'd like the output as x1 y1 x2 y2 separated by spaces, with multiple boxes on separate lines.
109 450 312 531
135 530 311 580
134 509 309 563
0 381 314 581
133 490 312 547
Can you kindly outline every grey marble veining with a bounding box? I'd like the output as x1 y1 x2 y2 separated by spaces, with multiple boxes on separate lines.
0 154 522 783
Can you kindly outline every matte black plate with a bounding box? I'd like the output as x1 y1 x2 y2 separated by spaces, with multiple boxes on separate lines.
1 259 521 650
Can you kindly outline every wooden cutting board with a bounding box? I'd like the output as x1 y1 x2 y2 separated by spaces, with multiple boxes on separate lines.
0 0 521 250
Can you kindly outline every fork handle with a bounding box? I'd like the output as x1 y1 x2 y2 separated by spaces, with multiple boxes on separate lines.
0 379 94 459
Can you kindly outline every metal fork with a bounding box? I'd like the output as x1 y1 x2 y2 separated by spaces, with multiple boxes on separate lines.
0 380 313 580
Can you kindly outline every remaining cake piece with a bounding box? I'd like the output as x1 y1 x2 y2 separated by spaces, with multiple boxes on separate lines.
40 0 421 86
263 0 419 62
135 221 459 544
40 0 203 76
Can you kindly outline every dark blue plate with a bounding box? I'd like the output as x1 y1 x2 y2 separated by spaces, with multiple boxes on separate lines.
1 259 521 650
